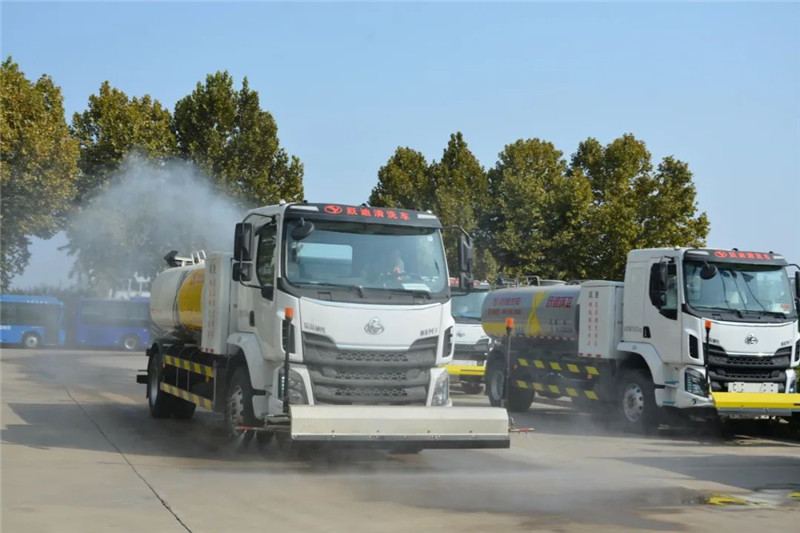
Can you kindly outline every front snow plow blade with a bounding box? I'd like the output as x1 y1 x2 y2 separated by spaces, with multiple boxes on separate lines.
712 392 800 417
288 405 510 449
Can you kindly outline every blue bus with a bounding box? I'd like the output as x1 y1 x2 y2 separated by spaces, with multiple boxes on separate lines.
0 294 66 349
74 297 152 351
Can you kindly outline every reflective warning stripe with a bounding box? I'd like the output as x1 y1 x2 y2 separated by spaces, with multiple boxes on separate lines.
160 383 213 410
518 359 599 376
514 380 599 400
164 355 214 378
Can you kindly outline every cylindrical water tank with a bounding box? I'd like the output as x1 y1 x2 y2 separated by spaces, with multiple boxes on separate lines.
481 285 581 342
150 263 205 334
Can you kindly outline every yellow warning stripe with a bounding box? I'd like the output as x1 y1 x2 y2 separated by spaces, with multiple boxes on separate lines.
518 359 599 375
514 380 599 400
164 355 214 378
160 383 213 410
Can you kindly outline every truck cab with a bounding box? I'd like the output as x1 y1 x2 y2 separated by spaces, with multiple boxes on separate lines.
621 248 800 417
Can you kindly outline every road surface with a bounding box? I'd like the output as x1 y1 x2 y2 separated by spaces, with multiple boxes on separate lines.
2 348 799 532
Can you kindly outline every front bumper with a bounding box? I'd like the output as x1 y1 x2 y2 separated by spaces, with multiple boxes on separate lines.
712 392 800 417
288 404 510 449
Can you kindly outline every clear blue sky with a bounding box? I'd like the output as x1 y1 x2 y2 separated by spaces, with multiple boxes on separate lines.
2 1 799 287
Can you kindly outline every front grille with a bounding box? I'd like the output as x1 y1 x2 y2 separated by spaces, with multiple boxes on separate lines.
706 345 788 388
303 333 437 405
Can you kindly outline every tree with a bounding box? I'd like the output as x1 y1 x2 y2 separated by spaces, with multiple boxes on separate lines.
368 147 431 209
0 58 78 290
71 81 177 201
569 134 709 279
173 71 303 206
486 138 590 279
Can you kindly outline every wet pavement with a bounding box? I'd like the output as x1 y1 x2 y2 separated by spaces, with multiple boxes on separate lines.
2 348 799 532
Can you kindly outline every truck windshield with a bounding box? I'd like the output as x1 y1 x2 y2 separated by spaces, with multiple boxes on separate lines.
683 261 796 319
284 219 448 299
451 290 489 322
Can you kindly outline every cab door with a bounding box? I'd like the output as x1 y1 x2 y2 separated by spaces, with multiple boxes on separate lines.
253 220 280 363
642 259 683 364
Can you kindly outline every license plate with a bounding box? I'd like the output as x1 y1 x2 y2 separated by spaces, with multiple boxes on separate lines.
454 360 479 366
727 382 779 393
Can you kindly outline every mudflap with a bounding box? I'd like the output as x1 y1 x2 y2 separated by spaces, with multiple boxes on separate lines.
712 392 800 417
288 405 510 449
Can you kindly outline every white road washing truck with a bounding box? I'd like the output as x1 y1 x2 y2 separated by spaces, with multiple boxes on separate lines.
445 280 492 394
482 247 800 431
137 202 510 450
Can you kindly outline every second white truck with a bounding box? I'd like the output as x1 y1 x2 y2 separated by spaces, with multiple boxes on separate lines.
482 247 800 431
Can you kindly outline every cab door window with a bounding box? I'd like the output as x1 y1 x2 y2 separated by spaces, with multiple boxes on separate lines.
256 223 277 287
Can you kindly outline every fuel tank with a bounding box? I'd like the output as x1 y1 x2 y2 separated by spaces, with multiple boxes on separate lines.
150 263 205 334
481 285 581 342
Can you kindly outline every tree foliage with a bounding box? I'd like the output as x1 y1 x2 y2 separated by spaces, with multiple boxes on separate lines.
71 81 177 202
568 134 709 279
173 71 303 206
369 133 495 278
369 132 709 283
0 57 78 290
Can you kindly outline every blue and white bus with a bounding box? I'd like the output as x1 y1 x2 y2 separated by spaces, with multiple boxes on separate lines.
74 297 152 351
0 294 66 349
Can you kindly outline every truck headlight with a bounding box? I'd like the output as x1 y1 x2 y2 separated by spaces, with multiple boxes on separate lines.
432 371 450 406
685 367 708 397
788 371 797 394
279 369 308 404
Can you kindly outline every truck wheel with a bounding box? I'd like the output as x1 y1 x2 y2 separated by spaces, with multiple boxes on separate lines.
225 367 260 438
147 353 173 418
22 332 40 349
461 381 484 395
121 334 140 352
618 369 658 433
485 356 534 412
485 357 506 407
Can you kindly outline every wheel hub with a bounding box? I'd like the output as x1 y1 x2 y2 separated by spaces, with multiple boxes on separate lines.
623 383 645 423
227 386 245 435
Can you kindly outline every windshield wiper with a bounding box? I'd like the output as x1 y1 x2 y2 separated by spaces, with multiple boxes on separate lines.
293 281 366 298
377 287 432 300
693 306 744 318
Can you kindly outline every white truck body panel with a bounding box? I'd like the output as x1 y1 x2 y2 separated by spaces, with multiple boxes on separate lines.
578 282 624 360
202 253 234 355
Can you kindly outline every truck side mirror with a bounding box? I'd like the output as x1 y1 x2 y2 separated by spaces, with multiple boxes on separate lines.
794 271 800 300
458 235 473 274
234 223 253 262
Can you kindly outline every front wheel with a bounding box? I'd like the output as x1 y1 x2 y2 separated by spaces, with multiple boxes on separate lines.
618 369 658 433
225 367 260 439
22 332 40 349
485 357 506 407
485 356 534 412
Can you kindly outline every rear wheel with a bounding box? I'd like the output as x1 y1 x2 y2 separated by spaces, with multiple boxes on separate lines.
147 352 173 418
22 332 40 349
121 334 140 352
618 369 658 433
225 367 260 438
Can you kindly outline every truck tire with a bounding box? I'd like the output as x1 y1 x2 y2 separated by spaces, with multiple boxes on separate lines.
121 334 140 352
225 366 260 438
22 332 40 349
485 357 506 407
485 356 535 412
618 369 658 433
147 353 173 418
